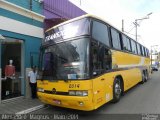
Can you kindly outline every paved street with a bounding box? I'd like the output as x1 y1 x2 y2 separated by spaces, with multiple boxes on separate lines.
31 70 160 120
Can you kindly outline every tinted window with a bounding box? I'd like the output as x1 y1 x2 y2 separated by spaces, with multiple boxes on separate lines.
145 48 147 57
111 28 121 50
122 35 131 51
146 48 149 57
92 21 110 46
44 18 90 45
137 43 141 55
131 40 137 54
142 47 146 56
40 38 90 80
143 47 146 56
141 46 145 56
91 41 112 76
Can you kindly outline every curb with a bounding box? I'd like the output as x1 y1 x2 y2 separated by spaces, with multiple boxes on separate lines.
16 104 45 114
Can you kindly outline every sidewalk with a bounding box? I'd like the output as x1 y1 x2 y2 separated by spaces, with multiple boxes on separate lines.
0 97 45 114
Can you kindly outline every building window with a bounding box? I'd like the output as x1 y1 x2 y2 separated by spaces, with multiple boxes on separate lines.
111 28 121 50
92 21 110 46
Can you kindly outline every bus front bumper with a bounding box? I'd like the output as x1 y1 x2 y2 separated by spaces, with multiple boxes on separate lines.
37 92 94 111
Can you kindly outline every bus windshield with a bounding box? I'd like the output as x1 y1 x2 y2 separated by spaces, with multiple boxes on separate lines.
39 38 90 80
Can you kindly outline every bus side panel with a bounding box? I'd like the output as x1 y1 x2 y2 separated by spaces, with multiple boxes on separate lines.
120 68 142 91
112 50 141 67
92 67 142 110
92 73 115 109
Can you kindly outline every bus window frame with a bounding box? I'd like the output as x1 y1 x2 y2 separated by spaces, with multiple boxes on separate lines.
136 43 142 55
121 34 132 52
91 18 112 48
110 27 122 50
143 47 147 57
130 39 138 54
90 19 112 77
89 17 149 59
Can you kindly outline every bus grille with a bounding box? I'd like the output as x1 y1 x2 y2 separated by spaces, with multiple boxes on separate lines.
44 90 69 95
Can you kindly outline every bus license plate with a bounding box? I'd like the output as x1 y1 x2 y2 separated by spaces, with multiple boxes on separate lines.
53 99 61 105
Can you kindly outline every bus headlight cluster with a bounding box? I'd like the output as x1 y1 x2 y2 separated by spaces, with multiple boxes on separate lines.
37 88 44 92
69 90 88 96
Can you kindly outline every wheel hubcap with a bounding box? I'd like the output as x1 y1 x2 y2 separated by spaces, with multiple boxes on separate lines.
115 82 121 97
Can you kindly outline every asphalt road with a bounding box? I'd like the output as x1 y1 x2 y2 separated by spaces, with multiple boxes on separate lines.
31 70 160 120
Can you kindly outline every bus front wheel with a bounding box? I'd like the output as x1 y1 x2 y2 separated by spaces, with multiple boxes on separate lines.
112 78 122 103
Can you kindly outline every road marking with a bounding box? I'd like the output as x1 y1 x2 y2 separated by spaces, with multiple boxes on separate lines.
15 104 45 114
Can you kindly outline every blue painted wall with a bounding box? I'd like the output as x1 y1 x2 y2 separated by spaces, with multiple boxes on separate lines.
0 0 43 96
0 30 41 68
0 8 43 28
6 0 43 14
0 0 43 70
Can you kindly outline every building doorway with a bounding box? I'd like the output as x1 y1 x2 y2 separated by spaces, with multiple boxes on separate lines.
1 38 24 100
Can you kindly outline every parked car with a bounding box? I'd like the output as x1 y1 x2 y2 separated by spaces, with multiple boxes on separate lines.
151 64 158 71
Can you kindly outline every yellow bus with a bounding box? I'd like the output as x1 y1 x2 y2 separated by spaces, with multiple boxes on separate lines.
37 14 151 111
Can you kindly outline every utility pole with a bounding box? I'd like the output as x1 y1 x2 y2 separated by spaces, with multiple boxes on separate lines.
122 19 124 32
134 12 152 41
134 19 138 41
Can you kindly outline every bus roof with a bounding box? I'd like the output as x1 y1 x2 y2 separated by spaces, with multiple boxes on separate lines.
45 14 121 33
45 14 148 50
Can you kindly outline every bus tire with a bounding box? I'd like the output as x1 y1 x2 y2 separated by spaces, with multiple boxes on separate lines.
112 77 122 103
141 71 146 84
144 70 148 82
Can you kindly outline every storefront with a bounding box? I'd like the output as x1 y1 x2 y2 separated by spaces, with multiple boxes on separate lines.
0 38 23 100
0 0 44 101
0 0 85 102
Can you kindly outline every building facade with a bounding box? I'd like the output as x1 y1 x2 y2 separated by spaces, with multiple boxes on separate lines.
0 0 44 101
43 0 86 30
0 0 86 101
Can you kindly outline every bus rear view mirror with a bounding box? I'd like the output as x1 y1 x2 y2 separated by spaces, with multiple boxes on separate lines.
93 72 98 76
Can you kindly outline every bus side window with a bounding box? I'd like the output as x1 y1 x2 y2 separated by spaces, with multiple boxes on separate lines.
104 49 112 70
92 42 112 76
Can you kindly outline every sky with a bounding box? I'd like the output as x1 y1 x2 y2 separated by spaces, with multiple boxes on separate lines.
69 0 160 50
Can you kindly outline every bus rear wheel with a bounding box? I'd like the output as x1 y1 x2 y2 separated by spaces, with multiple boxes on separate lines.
141 71 148 84
112 78 122 103
144 71 148 82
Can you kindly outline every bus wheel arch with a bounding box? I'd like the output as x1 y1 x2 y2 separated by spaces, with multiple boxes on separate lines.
112 75 124 103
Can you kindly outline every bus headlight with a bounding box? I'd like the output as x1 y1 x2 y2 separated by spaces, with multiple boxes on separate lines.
82 91 88 96
69 90 88 96
37 88 44 92
76 91 83 96
68 91 76 96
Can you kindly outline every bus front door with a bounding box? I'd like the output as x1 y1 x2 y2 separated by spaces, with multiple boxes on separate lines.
91 42 112 109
